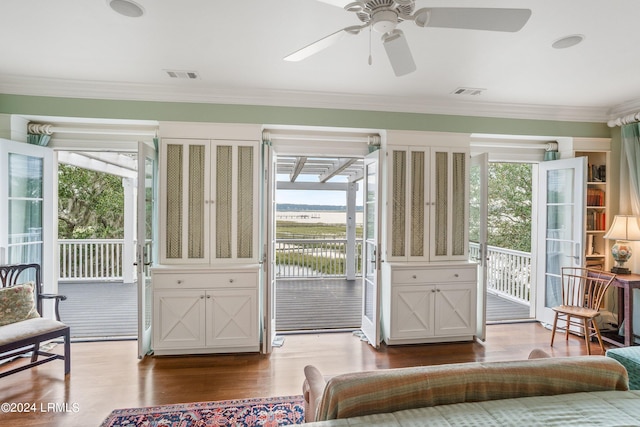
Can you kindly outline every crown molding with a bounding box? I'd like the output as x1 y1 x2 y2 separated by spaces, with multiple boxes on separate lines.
0 74 611 124
608 98 640 119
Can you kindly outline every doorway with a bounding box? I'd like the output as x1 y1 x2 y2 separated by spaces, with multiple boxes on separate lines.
470 157 536 323
14 116 159 343
273 155 364 333
262 128 378 349
56 157 138 340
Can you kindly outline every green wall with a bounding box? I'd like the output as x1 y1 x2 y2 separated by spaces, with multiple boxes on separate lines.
0 93 612 138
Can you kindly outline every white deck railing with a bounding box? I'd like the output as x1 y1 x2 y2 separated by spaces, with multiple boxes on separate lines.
276 238 363 278
469 242 531 304
59 239 124 281
58 239 531 302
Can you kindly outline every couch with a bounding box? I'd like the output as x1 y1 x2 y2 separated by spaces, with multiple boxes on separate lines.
302 350 640 426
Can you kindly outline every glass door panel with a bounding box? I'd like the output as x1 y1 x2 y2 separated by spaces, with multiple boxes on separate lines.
470 153 488 341
8 153 44 264
137 141 157 359
536 157 585 325
0 139 53 304
361 150 381 348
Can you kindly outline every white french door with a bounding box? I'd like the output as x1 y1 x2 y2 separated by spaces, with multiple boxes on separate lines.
361 150 382 348
137 141 157 359
261 141 278 354
535 157 586 325
469 153 488 341
0 139 55 303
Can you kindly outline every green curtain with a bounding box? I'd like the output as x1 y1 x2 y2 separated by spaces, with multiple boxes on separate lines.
27 133 51 146
622 123 640 213
621 122 640 343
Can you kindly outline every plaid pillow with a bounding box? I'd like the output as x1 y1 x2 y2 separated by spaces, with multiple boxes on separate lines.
0 282 40 326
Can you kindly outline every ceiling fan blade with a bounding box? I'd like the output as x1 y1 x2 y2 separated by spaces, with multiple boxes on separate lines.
314 0 351 8
382 29 416 77
284 29 348 62
414 8 532 32
284 25 364 62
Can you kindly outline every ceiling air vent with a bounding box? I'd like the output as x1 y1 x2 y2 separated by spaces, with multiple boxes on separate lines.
164 70 199 80
451 87 486 96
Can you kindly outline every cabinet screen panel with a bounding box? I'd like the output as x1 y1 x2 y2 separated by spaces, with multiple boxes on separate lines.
216 146 233 258
392 150 406 257
237 146 254 258
435 151 448 256
188 145 206 258
410 151 425 257
166 144 183 258
452 153 466 256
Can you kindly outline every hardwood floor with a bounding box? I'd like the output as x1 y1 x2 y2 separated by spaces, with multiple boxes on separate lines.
0 322 606 427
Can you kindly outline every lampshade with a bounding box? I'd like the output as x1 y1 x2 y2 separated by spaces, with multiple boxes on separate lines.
603 215 640 241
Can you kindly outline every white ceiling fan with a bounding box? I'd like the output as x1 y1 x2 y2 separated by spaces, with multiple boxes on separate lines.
284 0 532 77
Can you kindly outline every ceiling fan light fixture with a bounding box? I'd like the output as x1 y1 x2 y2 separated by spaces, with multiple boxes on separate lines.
382 29 416 76
108 0 145 18
552 34 584 49
372 10 398 33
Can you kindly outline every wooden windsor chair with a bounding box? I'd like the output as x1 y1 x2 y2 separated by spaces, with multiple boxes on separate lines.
550 267 616 355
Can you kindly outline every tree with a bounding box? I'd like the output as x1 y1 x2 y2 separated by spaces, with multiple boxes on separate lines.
487 163 532 252
58 165 125 239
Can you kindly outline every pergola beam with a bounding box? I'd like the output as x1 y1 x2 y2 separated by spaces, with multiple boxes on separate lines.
277 181 358 191
319 158 358 183
290 156 307 182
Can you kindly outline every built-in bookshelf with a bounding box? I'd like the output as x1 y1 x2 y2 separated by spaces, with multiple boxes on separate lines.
578 150 609 270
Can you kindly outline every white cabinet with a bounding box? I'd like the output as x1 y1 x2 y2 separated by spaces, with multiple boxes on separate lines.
382 263 477 345
386 145 468 262
152 267 259 355
159 138 259 264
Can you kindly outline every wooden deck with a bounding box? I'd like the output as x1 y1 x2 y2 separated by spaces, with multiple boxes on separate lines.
58 281 138 339
58 279 532 339
276 278 362 331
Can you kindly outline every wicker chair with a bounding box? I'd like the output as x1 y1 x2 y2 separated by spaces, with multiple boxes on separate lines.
550 267 616 355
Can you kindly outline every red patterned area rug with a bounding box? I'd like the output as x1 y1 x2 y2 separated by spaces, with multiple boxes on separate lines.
100 395 305 427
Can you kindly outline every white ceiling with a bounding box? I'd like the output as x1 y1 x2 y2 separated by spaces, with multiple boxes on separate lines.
2 0 640 122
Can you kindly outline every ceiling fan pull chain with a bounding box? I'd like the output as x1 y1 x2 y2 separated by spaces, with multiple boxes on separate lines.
368 26 373 65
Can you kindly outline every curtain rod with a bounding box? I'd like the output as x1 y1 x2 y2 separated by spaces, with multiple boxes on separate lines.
470 141 558 151
28 123 157 137
262 130 381 146
608 112 640 128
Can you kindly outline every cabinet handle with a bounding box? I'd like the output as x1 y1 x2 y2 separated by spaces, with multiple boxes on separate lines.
177 280 183 284
436 289 441 292
412 275 417 279
229 279 234 283
206 295 211 299
200 295 204 299
431 289 436 293
454 274 459 278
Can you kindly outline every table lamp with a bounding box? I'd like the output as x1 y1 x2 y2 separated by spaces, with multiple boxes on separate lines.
603 215 640 274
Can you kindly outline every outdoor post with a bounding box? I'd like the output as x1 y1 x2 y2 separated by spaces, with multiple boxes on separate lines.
122 178 136 284
346 182 357 280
